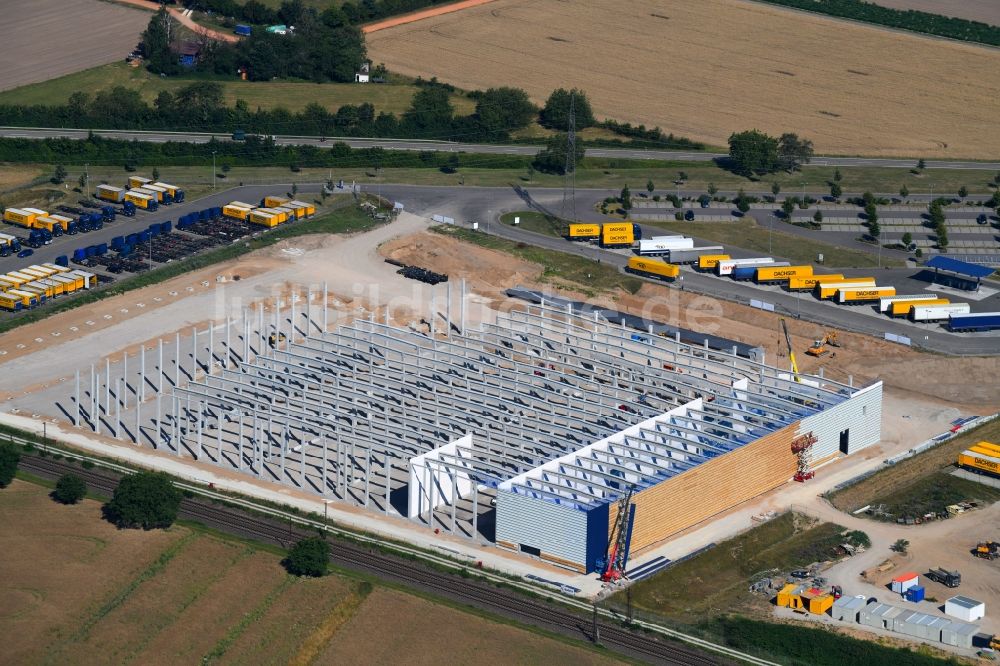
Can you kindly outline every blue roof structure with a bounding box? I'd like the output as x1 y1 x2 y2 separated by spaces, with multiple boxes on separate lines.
924 256 995 279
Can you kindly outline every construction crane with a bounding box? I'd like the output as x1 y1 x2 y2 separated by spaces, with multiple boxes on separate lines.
601 485 636 583
807 331 841 357
780 318 801 383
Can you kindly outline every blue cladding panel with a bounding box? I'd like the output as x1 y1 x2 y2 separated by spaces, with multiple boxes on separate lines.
585 502 610 574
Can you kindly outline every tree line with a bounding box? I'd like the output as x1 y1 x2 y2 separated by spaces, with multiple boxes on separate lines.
756 0 1000 46
183 0 461 28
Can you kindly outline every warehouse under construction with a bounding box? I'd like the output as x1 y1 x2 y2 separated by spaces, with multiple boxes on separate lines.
70 288 882 574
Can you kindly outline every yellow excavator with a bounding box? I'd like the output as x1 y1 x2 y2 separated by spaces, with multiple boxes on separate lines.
807 331 841 357
780 318 801 383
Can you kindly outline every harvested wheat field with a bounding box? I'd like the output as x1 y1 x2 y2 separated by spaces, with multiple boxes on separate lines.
368 0 1000 158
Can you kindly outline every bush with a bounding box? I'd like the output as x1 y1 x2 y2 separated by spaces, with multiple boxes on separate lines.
53 474 87 504
103 471 182 530
0 441 20 487
284 537 330 577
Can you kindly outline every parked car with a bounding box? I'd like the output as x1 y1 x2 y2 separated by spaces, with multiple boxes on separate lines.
17 248 33 258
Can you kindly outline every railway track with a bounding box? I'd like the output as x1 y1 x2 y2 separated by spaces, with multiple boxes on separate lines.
16 452 759 665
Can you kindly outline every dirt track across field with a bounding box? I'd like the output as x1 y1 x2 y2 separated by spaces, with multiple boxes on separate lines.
0 0 150 92
368 0 1000 159
363 0 499 33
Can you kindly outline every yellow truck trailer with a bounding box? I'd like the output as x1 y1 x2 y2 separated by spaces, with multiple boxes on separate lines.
153 182 180 198
972 441 1000 457
815 279 876 300
697 254 730 271
96 184 125 203
567 223 601 240
125 190 155 209
788 274 844 291
264 195 289 208
958 448 1000 477
38 278 65 296
836 286 896 304
601 222 636 248
3 207 40 228
41 262 70 274
128 176 152 189
625 257 679 281
0 292 21 311
34 216 64 234
48 274 78 293
7 289 39 308
66 270 96 289
890 298 949 317
49 214 73 231
20 267 53 280
248 210 279 227
254 207 289 223
135 186 166 202
288 200 316 217
755 265 813 284
4 272 35 287
223 204 253 220
21 282 52 300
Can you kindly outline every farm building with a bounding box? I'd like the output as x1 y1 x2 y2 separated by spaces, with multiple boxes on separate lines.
76 293 881 574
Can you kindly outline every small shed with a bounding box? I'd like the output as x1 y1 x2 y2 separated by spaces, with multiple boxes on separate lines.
776 583 806 608
891 572 918 593
945 595 985 622
940 620 980 648
356 61 370 83
801 588 834 615
832 595 866 622
859 602 905 630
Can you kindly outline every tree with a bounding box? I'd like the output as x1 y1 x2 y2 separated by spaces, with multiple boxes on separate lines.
103 471 182 530
735 189 750 213
526 165 535 182
830 182 842 199
78 172 88 190
53 474 87 504
865 203 880 239
781 198 796 219
707 182 718 196
620 184 632 211
727 129 779 176
51 164 67 184
0 441 19 488
771 182 781 197
958 185 969 198
646 178 654 193
891 539 910 554
141 8 179 76
833 168 842 182
901 231 913 248
539 88 595 130
936 224 949 250
532 133 584 175
402 86 454 139
917 158 926 170
152 167 160 181
284 536 330 576
677 171 688 182
474 87 536 140
899 184 909 198
813 210 823 223
777 132 814 171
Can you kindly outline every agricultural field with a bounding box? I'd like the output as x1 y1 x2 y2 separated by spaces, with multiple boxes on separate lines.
0 62 475 116
0 0 149 92
0 480 624 665
367 0 1000 159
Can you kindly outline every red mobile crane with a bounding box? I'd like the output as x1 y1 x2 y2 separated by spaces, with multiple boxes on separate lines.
601 485 636 583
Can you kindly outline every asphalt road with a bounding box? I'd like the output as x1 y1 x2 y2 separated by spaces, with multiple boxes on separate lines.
4 126 1000 171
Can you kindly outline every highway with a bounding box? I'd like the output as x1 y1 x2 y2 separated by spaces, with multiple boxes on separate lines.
3 126 1000 171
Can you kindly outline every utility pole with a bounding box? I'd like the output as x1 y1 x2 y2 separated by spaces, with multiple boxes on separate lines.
560 92 577 223
85 163 90 197
212 151 217 190
592 603 600 644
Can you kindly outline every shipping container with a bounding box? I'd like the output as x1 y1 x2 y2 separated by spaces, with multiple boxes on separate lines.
601 222 637 248
638 237 692 256
667 246 725 264
223 204 253 220
815 279 876 300
128 176 151 189
910 303 971 322
697 254 730 271
755 265 813 284
3 207 39 227
625 257 679 281
878 293 941 313
905 585 925 602
890 298 949 318
948 311 1000 332
787 274 844 291
716 257 775 276
96 184 125 203
836 286 897 304
263 195 289 208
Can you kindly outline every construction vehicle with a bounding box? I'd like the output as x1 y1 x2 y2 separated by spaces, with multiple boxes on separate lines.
974 541 999 560
806 331 841 357
600 484 636 583
926 568 961 588
779 318 801 383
